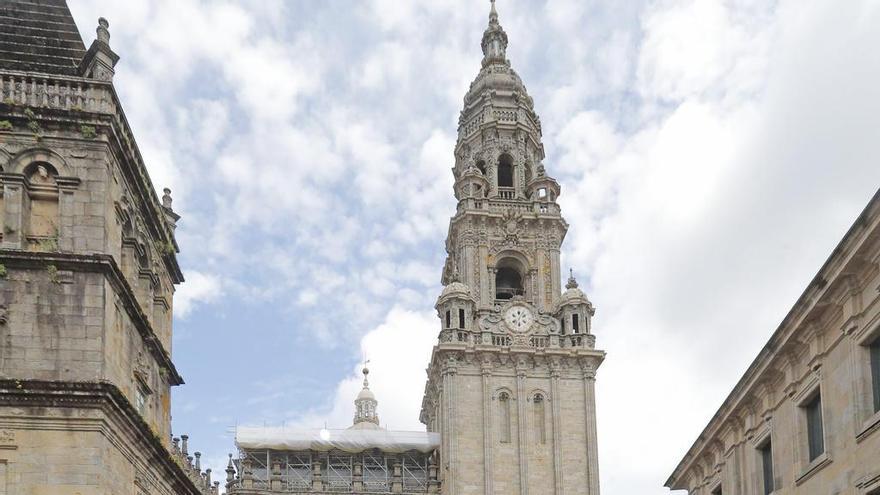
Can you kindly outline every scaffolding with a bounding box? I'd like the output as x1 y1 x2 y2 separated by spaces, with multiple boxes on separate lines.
233 448 436 494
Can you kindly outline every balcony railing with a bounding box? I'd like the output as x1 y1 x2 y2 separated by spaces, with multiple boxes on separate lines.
497 187 515 200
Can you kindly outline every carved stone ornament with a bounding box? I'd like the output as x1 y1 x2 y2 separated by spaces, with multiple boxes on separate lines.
0 429 14 444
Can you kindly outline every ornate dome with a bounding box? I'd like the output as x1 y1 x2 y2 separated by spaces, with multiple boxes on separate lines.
559 271 593 308
440 281 471 298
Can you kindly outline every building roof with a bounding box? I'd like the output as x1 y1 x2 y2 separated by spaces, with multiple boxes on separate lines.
665 187 880 489
0 0 86 76
235 427 440 454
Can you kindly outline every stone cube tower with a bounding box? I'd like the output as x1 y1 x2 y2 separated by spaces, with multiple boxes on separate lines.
420 2 606 495
0 1 213 493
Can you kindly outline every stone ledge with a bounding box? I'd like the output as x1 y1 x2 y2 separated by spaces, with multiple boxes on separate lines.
0 378 205 495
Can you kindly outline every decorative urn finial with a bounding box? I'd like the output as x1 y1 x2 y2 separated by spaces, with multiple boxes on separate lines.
97 17 110 45
566 268 579 290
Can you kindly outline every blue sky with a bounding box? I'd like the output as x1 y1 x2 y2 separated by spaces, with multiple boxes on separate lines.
67 0 880 493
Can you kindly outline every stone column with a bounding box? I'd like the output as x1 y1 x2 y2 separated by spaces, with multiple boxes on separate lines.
2 175 26 248
481 358 494 495
536 250 547 312
443 360 458 495
582 364 600 495
550 362 563 495
56 176 79 252
549 249 561 308
391 457 403 494
516 360 529 495
480 246 491 309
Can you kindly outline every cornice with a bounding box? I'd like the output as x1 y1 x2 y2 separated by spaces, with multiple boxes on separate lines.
0 379 203 495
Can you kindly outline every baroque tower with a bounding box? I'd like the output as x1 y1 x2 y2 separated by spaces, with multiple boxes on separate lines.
420 2 605 495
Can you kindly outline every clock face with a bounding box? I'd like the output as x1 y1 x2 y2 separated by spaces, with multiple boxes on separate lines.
504 305 533 333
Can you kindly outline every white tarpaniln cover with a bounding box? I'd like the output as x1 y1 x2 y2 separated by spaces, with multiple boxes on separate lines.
235 427 440 454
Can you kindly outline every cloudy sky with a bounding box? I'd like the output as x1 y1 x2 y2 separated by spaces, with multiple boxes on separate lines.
66 0 880 493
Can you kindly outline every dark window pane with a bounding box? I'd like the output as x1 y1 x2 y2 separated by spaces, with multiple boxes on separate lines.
572 314 580 333
805 395 824 461
760 441 774 495
711 485 722 495
458 309 465 329
871 338 880 413
445 310 451 329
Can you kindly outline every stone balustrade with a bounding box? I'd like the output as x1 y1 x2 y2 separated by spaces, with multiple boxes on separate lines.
171 434 221 495
1 71 116 113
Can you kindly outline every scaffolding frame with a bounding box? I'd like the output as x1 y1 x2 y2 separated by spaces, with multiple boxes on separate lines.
363 452 390 493
402 453 428 491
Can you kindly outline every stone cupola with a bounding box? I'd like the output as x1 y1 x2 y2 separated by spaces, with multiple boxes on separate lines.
350 366 381 430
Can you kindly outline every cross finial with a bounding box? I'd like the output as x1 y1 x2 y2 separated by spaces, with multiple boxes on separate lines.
566 268 579 290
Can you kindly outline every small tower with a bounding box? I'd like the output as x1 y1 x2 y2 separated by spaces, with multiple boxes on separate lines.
557 271 596 345
351 366 380 429
435 269 477 343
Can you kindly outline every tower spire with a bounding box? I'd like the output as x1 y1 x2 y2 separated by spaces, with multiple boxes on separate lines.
481 0 508 65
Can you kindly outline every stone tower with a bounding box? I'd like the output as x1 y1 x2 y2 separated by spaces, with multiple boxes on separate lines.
420 2 605 495
0 1 213 493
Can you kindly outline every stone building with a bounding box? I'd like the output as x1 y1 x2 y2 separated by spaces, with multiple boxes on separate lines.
665 190 880 494
0 1 214 494
419 2 605 495
226 367 440 494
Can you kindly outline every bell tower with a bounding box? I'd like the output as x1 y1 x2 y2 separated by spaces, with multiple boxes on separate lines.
421 2 605 495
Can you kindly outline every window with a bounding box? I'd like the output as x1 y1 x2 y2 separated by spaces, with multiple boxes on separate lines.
804 394 825 461
445 310 451 329
759 440 774 495
711 485 722 495
537 187 547 199
572 314 580 334
476 160 486 175
458 309 465 329
498 155 513 188
135 386 147 415
499 392 511 443
533 394 546 444
871 337 880 413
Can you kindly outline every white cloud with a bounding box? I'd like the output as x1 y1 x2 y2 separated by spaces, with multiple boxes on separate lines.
175 270 224 317
264 307 437 431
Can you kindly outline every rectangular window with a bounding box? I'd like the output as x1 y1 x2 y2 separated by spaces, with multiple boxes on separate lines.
804 394 825 461
871 337 880 413
572 314 580 334
445 310 451 329
759 441 774 495
458 309 465 329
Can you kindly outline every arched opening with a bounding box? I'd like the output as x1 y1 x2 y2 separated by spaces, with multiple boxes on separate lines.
495 257 525 300
533 394 546 444
499 392 511 443
497 154 513 188
475 160 486 175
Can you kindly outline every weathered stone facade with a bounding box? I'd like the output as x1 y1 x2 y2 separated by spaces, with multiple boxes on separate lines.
420 3 605 495
0 1 214 493
665 190 880 494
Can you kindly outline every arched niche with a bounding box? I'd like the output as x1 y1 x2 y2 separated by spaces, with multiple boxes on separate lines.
493 251 530 300
23 161 60 242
